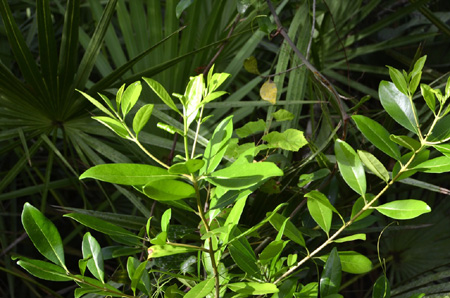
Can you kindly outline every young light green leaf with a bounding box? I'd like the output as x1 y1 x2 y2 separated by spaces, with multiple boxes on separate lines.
80 164 176 185
121 81 142 117
273 109 295 121
306 193 333 236
184 74 205 129
319 251 372 274
262 129 308 151
389 135 420 151
77 90 115 118
132 104 154 137
143 179 196 201
161 209 171 232
97 93 116 114
357 150 390 182
129 259 149 296
335 139 366 196
22 203 65 268
333 234 366 243
259 240 284 265
202 91 227 105
420 84 436 113
208 72 231 92
379 81 419 135
375 200 431 220
228 227 259 277
156 122 183 135
16 257 72 281
147 244 199 258
372 275 390 298
143 77 181 115
228 282 279 295
92 116 129 139
352 115 400 160
413 156 450 173
235 119 266 138
116 84 125 110
185 278 215 298
387 66 408 95
200 115 233 175
320 247 341 297
268 213 305 247
445 75 450 98
82 232 104 283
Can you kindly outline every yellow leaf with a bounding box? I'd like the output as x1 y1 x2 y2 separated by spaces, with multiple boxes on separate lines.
260 80 277 105
244 56 260 75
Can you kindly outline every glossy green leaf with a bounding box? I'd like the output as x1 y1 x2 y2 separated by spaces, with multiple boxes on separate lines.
200 115 233 175
78 90 115 118
121 81 142 117
206 161 283 190
262 129 308 151
235 119 266 138
147 244 198 258
372 275 390 298
129 259 149 296
379 81 419 134
268 213 305 247
80 163 176 185
273 278 297 298
390 135 420 151
115 84 125 110
133 104 154 137
351 194 377 221
387 66 408 95
446 75 450 98
184 74 205 129
320 248 341 297
409 56 426 95
259 240 284 265
143 179 195 201
92 116 129 139
306 192 333 236
273 109 295 121
352 115 400 160
161 209 171 232
143 77 181 115
428 115 450 142
357 150 390 182
228 282 279 295
335 139 366 196
433 143 450 158
82 232 104 283
22 203 65 267
16 257 72 281
392 150 429 180
297 282 318 297
208 72 231 93
319 251 372 274
375 200 431 220
333 234 366 243
228 228 259 277
64 213 140 246
414 156 450 173
298 168 331 187
185 278 215 298
421 84 436 113
73 275 126 297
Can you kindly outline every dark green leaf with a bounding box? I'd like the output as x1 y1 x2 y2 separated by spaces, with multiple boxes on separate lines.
80 163 176 185
228 282 279 295
420 84 436 113
298 168 330 188
22 203 65 267
319 251 372 274
16 257 72 281
228 228 259 277
176 0 194 18
143 179 196 201
389 135 420 151
129 259 149 295
262 129 308 151
268 213 305 247
133 104 154 137
352 115 400 160
379 81 419 134
335 139 366 196
320 248 341 297
306 192 333 236
392 150 429 180
372 275 390 298
259 240 285 265
235 119 266 138
375 200 431 220
357 150 390 182
433 143 450 158
185 278 215 298
82 232 104 283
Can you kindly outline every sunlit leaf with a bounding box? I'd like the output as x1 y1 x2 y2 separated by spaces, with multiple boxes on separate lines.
268 213 305 247
82 232 104 283
335 139 366 196
147 244 199 258
319 251 372 274
375 200 431 220
320 248 341 297
133 104 154 137
357 150 389 182
228 282 279 295
185 278 215 298
260 79 277 104
15 257 72 281
389 135 420 151
333 234 366 243
121 81 142 117
262 129 308 151
273 109 294 121
92 116 129 139
414 156 450 173
143 77 181 115
421 84 436 113
235 119 266 138
143 179 196 201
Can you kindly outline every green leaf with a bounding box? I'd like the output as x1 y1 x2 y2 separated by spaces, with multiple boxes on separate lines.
259 240 284 265
306 192 333 236
21 203 65 267
335 139 366 196
116 84 125 110
92 116 129 139
351 194 377 221
143 77 181 115
392 150 430 180
80 164 176 185
228 282 279 295
319 251 372 274
413 156 450 173
372 275 390 298
428 115 450 142
433 143 450 158
78 90 115 118
208 72 231 93
387 66 408 95
298 168 330 188
333 234 366 243
133 104 154 137
320 248 341 297
185 278 215 298
169 159 205 175
389 135 420 151
64 213 140 246
379 81 419 135
446 75 450 98
175 0 194 18
82 232 104 283
268 213 305 247
409 56 426 95
375 200 431 220
184 74 205 129
262 129 308 151
228 228 259 277
357 150 390 182
206 161 283 190
147 244 199 258
129 259 149 295
161 209 171 232
243 56 260 75
121 81 142 117
352 115 400 160
202 91 227 105
200 115 233 175
143 179 196 201
273 109 295 121
420 84 436 113
235 119 266 138
16 257 72 281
